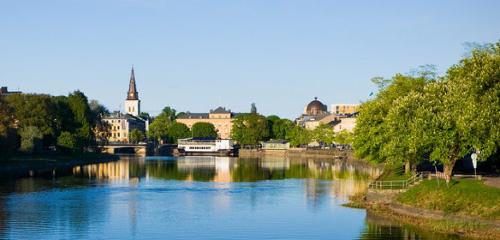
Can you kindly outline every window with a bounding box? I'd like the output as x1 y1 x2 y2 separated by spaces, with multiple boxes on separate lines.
118 133 120 137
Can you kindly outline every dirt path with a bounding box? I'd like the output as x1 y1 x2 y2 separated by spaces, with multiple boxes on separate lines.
484 176 500 189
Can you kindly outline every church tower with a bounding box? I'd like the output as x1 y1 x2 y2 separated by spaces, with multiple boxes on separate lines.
124 67 140 116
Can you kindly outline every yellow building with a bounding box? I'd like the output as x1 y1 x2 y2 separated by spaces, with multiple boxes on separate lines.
330 104 359 115
176 107 234 139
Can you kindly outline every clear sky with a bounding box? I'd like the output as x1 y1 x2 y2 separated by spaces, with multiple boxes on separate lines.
1 0 499 119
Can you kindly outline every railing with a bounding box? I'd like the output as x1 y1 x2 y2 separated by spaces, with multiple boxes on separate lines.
369 172 424 190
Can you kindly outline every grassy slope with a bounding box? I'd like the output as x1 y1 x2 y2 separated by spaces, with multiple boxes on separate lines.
397 179 500 220
377 163 412 181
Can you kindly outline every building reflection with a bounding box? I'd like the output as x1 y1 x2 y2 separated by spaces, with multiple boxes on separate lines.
70 156 381 204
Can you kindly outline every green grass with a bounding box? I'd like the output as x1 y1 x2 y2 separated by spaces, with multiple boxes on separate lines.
397 179 500 220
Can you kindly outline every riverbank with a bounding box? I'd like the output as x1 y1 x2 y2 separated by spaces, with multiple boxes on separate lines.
349 179 500 239
239 148 352 159
0 152 119 178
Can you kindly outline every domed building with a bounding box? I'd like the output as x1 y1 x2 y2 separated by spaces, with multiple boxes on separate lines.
305 97 328 116
295 97 339 130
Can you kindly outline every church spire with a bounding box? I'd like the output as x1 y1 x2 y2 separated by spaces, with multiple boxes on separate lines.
127 66 139 100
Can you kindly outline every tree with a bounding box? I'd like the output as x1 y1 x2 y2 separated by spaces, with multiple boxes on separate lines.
19 126 43 153
68 91 95 150
383 91 427 173
271 119 294 140
192 122 218 139
129 129 145 144
161 106 177 121
353 74 429 169
147 114 171 142
57 131 77 152
168 122 191 143
231 113 269 145
419 43 500 182
0 97 17 159
312 124 335 145
6 94 57 144
334 130 354 145
286 125 311 147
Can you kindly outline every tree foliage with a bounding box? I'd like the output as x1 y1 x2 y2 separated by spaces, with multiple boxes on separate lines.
192 122 218 139
19 126 43 153
354 41 500 180
167 122 191 143
286 125 311 147
129 129 145 144
57 131 77 152
231 113 269 145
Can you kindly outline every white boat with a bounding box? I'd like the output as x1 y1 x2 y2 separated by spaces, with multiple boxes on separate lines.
177 138 235 156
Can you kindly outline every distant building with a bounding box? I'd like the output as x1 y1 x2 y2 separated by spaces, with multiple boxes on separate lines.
103 112 147 142
296 98 359 131
296 97 339 130
101 67 148 143
176 107 235 139
0 86 21 96
331 104 359 115
333 115 357 133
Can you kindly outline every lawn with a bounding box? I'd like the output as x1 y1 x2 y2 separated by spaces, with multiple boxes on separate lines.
397 179 500 220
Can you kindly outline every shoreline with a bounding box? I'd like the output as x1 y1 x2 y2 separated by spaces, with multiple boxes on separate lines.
344 188 500 239
0 152 120 178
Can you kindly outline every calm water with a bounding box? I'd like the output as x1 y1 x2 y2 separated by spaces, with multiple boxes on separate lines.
0 156 461 239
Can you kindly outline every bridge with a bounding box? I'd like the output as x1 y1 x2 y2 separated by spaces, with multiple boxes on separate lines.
102 143 150 155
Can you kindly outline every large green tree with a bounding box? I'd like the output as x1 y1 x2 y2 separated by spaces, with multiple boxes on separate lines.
231 113 269 145
353 74 430 172
192 122 218 139
418 43 500 182
168 122 191 143
68 91 95 150
286 126 311 147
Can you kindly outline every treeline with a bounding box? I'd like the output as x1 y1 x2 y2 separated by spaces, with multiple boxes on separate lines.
353 42 500 182
0 91 109 159
147 105 352 147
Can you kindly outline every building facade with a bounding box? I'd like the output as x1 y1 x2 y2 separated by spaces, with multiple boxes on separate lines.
103 112 147 142
331 104 359 115
176 107 234 139
102 67 147 143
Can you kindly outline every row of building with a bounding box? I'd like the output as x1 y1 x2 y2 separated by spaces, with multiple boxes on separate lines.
103 68 359 143
3 67 358 144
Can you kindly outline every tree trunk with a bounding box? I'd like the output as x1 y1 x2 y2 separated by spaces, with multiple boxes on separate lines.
404 161 411 175
444 158 457 184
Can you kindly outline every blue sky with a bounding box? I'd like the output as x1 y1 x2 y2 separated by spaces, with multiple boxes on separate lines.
1 0 499 119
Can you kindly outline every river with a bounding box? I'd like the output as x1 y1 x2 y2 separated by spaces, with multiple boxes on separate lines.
0 156 462 239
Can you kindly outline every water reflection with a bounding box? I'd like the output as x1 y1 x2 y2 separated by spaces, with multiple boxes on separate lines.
73 156 380 200
0 156 460 239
